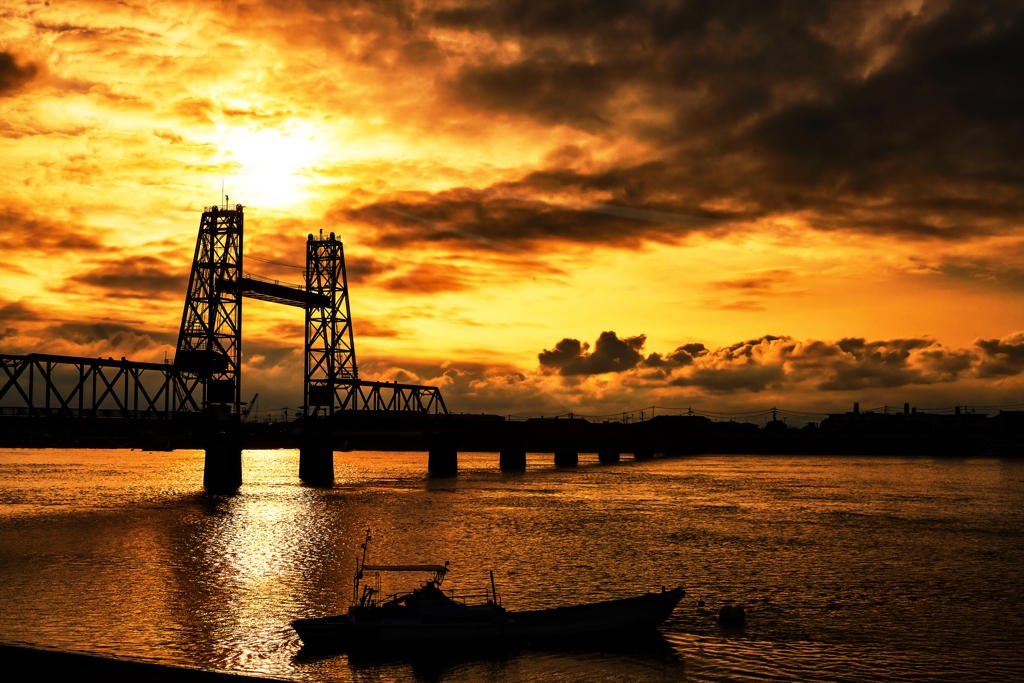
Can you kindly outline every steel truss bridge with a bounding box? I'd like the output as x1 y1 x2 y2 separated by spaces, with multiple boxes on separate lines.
0 203 446 488
0 203 446 422
0 352 446 419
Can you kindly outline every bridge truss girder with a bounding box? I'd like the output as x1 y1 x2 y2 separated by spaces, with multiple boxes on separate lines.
336 379 447 415
0 353 199 418
0 207 449 425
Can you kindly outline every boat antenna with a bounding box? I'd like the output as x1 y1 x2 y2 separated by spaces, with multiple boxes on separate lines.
354 528 372 604
489 569 499 606
360 528 372 570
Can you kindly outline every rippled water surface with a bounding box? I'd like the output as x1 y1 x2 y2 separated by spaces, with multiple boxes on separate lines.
1 449 1022 682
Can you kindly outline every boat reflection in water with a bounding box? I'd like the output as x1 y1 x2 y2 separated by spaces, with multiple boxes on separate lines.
291 530 685 652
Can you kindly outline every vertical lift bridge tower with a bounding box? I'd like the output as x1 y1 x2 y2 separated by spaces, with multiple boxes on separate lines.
174 204 447 491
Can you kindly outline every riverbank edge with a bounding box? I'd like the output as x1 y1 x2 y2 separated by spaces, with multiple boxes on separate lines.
0 643 287 682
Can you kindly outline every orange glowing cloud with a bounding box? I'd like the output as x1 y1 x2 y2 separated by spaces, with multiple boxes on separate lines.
1 1 1023 416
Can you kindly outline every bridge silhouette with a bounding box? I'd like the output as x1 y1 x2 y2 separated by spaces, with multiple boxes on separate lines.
0 202 452 489
4 205 1011 488
2 203 722 489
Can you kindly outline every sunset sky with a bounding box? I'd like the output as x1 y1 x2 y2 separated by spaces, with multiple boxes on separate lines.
2 0 1023 418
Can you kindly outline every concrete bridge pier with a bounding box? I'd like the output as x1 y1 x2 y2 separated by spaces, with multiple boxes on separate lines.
499 442 527 470
598 450 620 463
632 448 655 460
428 437 458 474
203 433 242 492
299 429 334 486
553 448 578 467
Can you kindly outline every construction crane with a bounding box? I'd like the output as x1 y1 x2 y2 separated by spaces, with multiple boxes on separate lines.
241 393 259 422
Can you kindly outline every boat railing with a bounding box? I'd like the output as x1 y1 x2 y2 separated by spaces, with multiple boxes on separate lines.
446 588 493 605
371 587 492 608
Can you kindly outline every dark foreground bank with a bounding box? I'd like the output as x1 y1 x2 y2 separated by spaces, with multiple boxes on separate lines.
0 644 285 682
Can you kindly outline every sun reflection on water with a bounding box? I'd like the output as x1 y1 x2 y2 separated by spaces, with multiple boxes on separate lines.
0 450 1022 682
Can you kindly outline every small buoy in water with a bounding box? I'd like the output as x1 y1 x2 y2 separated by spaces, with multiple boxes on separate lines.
697 599 705 607
719 605 745 625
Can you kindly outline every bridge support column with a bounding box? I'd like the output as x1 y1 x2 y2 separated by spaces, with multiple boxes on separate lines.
299 429 334 486
428 447 458 474
499 444 527 470
554 449 578 467
428 437 458 474
204 433 242 493
632 448 654 460
598 450 620 463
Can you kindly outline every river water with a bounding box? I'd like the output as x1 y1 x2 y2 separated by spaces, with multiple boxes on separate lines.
0 449 1021 682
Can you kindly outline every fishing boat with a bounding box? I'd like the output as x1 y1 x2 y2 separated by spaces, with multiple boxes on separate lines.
291 530 684 648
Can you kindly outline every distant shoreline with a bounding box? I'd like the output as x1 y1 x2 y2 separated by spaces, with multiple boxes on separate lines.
0 410 1021 459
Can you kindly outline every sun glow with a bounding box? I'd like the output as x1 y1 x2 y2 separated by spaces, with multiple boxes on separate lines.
215 120 329 209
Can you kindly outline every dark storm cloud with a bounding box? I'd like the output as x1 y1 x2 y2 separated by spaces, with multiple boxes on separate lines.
344 255 395 284
250 0 441 78
810 338 975 391
243 340 299 371
670 362 786 393
748 3 1024 231
352 318 401 338
539 331 647 376
0 52 37 94
665 335 789 392
540 332 979 392
645 343 707 368
377 262 471 294
413 1 1024 243
933 256 1024 293
343 190 628 251
0 301 40 323
328 249 472 294
342 175 734 252
976 333 1024 378
50 322 176 349
453 57 624 131
434 0 668 132
69 256 188 299
0 207 103 254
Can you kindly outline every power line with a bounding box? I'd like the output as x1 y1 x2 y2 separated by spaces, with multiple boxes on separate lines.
501 400 1024 422
247 254 304 269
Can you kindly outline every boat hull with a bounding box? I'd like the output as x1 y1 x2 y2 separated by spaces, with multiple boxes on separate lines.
292 588 684 648
504 589 684 640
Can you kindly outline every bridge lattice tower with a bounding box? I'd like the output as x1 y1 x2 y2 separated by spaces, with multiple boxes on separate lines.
174 204 244 417
304 232 357 417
